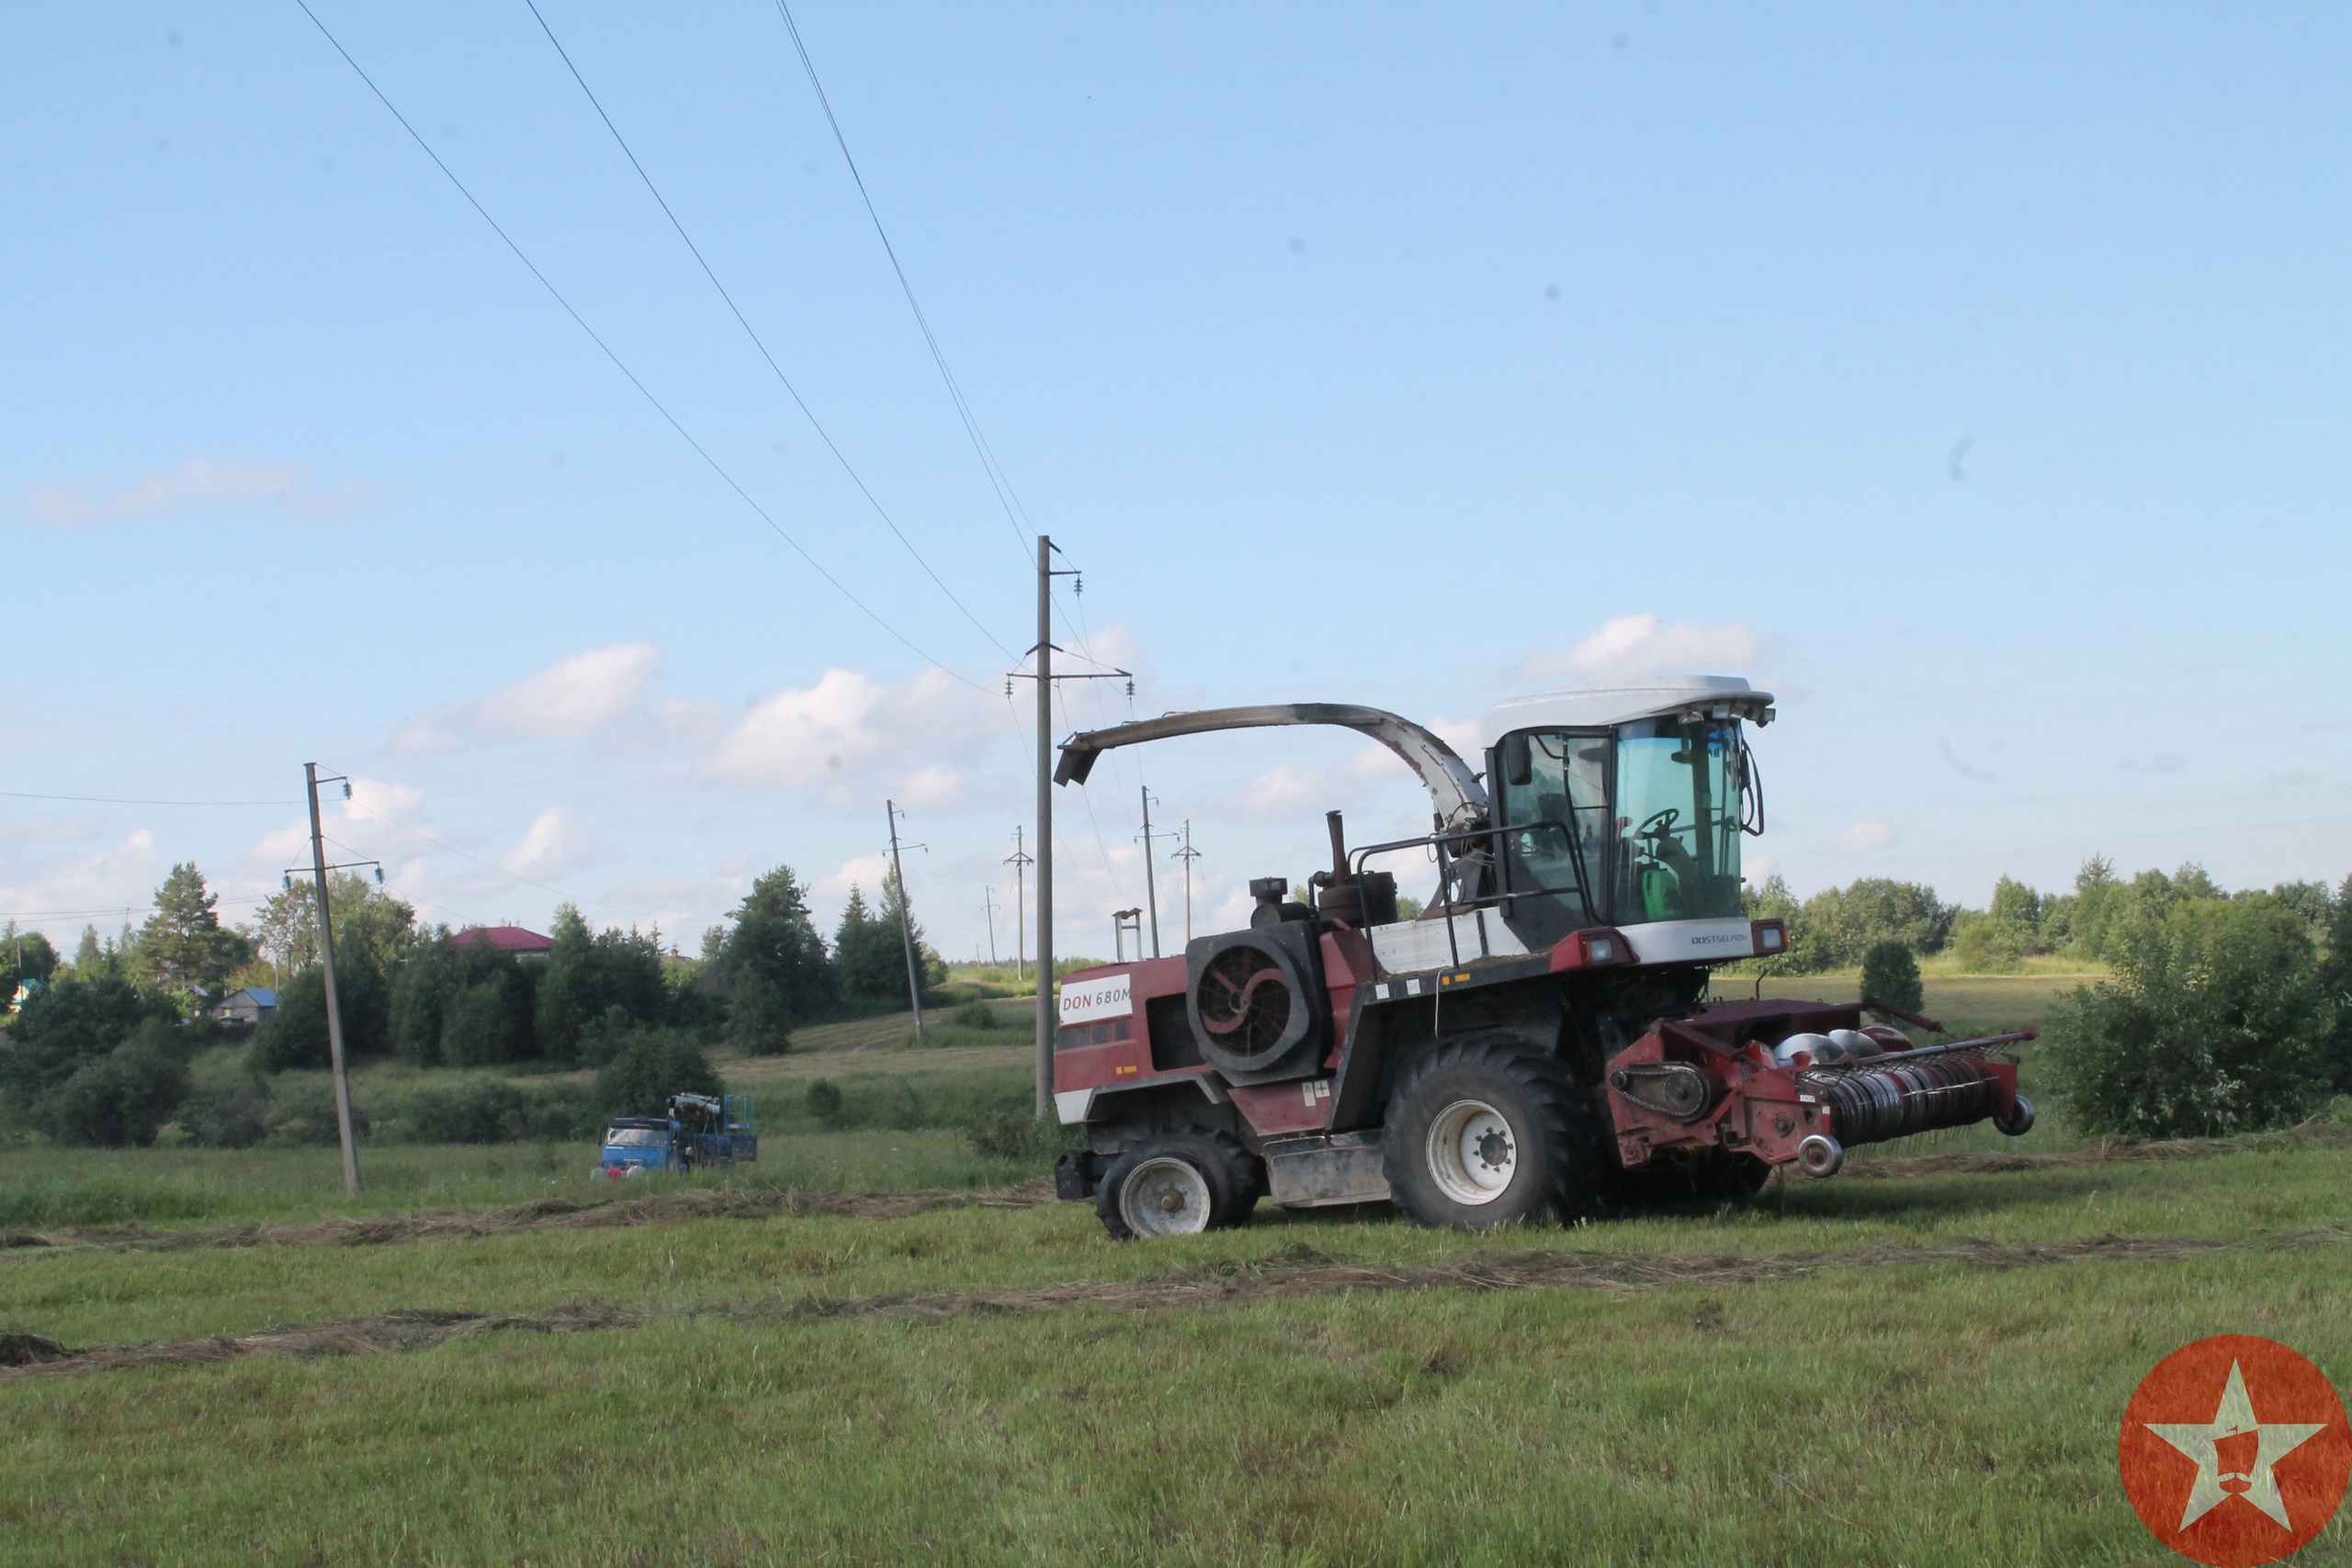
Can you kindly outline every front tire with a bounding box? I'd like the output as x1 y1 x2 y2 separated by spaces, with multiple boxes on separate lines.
1096 1133 1255 1240
1382 1035 1595 1229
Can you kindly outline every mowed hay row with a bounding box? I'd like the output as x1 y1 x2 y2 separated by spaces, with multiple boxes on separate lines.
0 1178 1057 1256
6 1114 2341 1256
8 1222 2346 1383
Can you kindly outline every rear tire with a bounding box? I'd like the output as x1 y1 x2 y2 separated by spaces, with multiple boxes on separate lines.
1382 1034 1598 1229
1096 1132 1256 1240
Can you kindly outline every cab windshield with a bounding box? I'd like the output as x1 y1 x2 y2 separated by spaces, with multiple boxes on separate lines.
1496 717 1754 931
1614 717 1747 921
604 1127 670 1148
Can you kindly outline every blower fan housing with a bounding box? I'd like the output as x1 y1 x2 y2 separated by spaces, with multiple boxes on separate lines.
1183 924 1329 1083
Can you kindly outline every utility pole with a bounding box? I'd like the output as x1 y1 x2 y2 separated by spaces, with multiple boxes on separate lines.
303 763 360 1198
982 886 1000 969
1033 536 1055 1116
1003 827 1032 983
1173 819 1203 945
1137 786 1177 959
1008 536 1127 1116
885 799 924 1040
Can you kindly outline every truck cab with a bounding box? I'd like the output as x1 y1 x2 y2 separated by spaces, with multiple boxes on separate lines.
599 1117 675 1177
598 1095 758 1179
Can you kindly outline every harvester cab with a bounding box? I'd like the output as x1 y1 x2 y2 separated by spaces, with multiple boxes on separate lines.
1047 677 2035 1239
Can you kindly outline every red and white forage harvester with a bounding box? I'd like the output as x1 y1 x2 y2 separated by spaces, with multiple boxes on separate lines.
1047 679 2035 1238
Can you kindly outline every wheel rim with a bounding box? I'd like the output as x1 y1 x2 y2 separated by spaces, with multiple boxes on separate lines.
1425 1099 1518 1205
1119 1156 1213 1236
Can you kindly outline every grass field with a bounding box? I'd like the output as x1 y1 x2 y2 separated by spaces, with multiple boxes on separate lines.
8 972 2348 1564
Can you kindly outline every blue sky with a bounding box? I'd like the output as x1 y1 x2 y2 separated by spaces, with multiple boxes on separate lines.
4 2 2347 962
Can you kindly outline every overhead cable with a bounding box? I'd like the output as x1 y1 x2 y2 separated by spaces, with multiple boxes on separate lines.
772 0 1037 562
0 789 293 807
522 0 1016 663
291 0 986 691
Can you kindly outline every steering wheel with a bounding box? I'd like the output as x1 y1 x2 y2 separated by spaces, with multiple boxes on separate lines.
1635 807 1680 841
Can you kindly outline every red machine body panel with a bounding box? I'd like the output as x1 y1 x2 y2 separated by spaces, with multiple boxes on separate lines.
1055 957 1187 1096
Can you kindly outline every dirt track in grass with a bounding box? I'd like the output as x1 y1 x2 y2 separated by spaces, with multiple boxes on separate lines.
0 1180 1058 1256
1845 1116 2352 1179
7 1224 2344 1382
0 1119 2341 1260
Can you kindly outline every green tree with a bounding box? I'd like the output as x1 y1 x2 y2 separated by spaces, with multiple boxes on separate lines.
243 874 414 978
389 932 452 1066
2321 873 2352 1094
1859 940 1925 1017
439 942 537 1067
3 924 61 996
2047 893 2334 1138
2264 881 2336 949
1988 875 2044 952
880 869 950 993
250 949 392 1071
2059 854 2122 956
43 1045 190 1147
832 886 903 1001
533 906 669 1065
717 864 835 1051
594 1032 722 1120
1949 911 2026 973
1793 878 1951 968
0 973 175 1118
140 863 251 1002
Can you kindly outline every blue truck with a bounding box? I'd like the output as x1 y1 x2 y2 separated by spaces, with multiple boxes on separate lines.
598 1093 756 1178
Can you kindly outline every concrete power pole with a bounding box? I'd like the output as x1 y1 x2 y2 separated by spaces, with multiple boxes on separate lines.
886 799 923 1041
1138 786 1163 959
1004 827 1032 983
982 886 1000 968
1033 536 1055 1116
303 763 361 1198
1173 819 1203 945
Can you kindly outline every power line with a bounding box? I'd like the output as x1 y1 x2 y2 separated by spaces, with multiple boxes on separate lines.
0 789 293 807
291 0 986 692
522 0 1017 664
772 0 1037 563
775 1 1103 671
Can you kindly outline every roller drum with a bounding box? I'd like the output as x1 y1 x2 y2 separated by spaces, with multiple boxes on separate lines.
1818 1055 2006 1147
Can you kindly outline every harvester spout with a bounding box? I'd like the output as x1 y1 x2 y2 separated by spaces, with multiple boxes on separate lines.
1054 704 1490 830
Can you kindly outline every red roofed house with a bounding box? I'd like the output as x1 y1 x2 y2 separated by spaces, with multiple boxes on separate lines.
451 925 555 957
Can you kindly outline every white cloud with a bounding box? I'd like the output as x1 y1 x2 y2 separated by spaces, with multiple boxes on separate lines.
2119 751 2189 775
1227 761 1336 820
1831 819 1895 856
395 643 662 754
0 829 169 943
7 457 385 526
705 666 996 790
500 807 598 881
1516 614 1760 683
819 852 893 900
899 765 966 810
